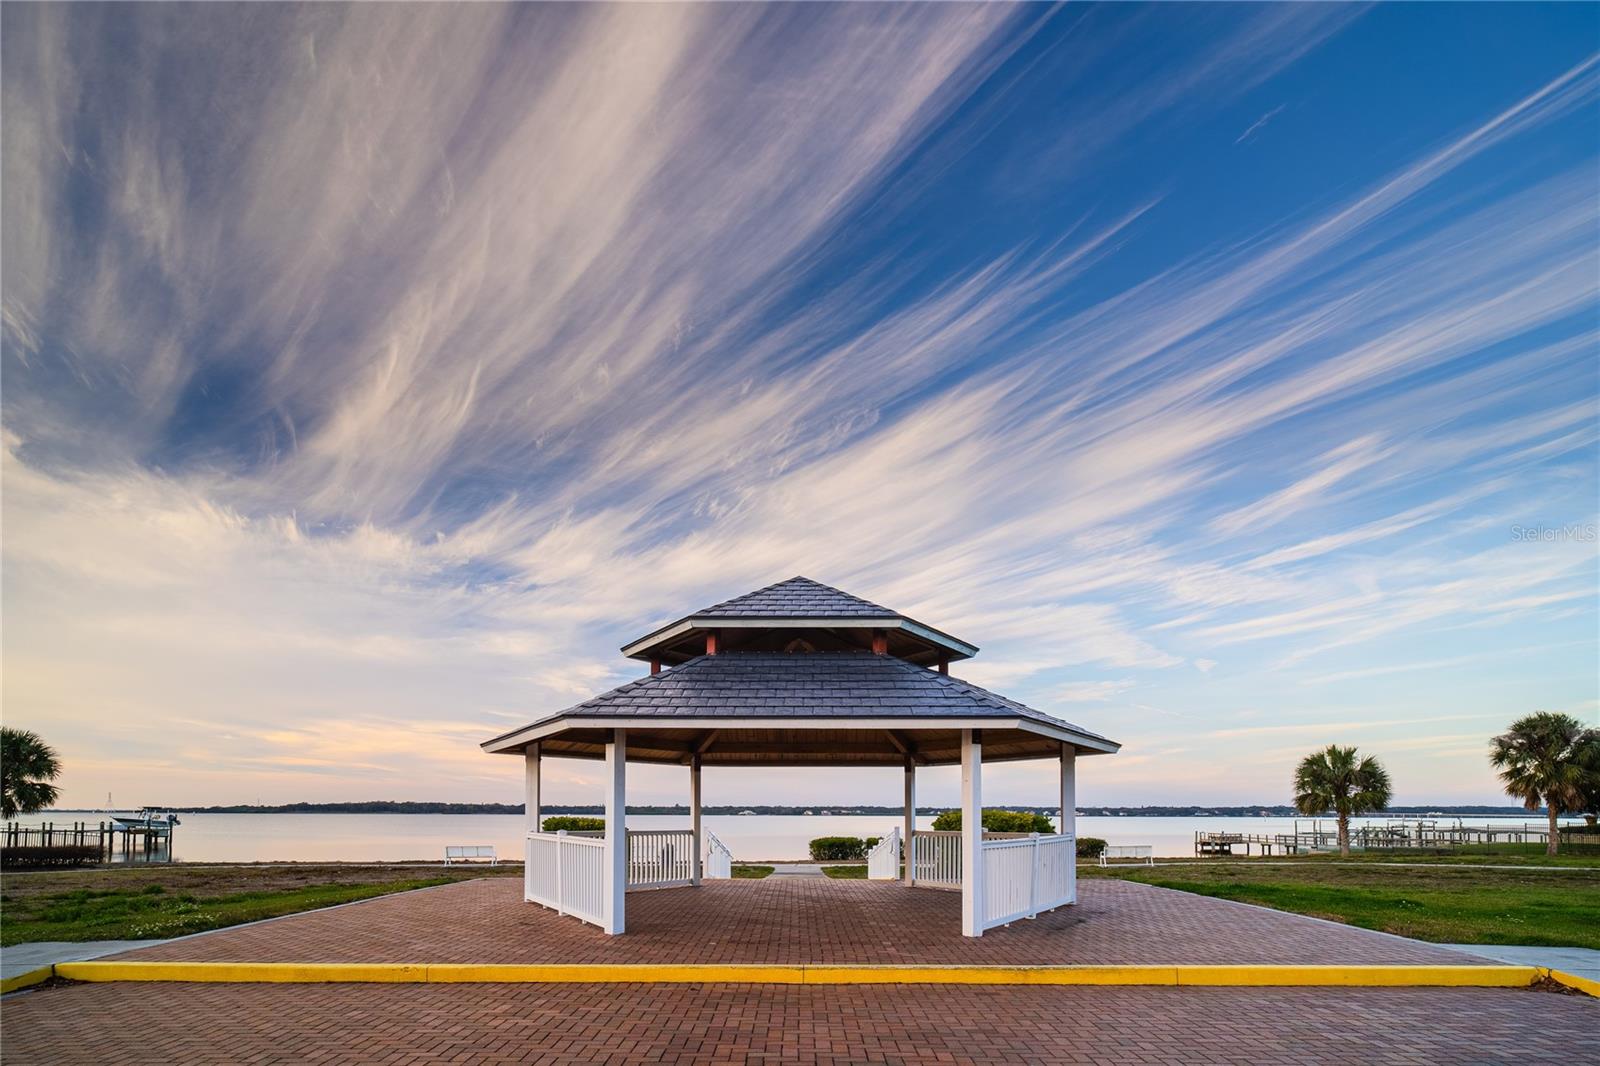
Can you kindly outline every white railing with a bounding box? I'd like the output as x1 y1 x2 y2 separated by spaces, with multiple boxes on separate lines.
911 830 962 888
982 833 1075 929
525 830 607 927
704 830 733 879
867 827 900 879
627 829 695 889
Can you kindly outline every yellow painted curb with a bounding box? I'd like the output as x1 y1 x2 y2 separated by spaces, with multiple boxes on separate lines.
801 965 1175 985
1543 968 1600 998
1172 965 1538 988
0 967 53 995
426 964 805 984
57 962 427 984
43 961 1546 988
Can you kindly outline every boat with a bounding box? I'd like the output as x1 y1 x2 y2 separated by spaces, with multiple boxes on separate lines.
111 807 181 831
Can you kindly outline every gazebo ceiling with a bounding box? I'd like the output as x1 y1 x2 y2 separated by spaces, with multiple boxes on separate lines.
482 651 1119 765
619 576 978 666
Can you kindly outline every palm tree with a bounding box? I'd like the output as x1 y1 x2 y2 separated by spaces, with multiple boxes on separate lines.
1293 745 1392 857
1490 712 1600 856
1 728 62 820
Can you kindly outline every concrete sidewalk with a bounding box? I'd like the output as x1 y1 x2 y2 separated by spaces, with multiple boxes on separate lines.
767 863 827 877
3 940 166 981
1445 944 1600 982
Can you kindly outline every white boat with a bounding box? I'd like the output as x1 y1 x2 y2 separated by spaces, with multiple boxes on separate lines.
111 808 181 830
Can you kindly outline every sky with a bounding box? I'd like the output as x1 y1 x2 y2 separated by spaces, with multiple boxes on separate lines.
2 4 1596 813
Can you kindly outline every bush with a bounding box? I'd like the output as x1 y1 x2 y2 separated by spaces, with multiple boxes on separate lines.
809 836 870 861
930 809 1056 834
541 816 605 832
1076 837 1107 859
0 845 101 868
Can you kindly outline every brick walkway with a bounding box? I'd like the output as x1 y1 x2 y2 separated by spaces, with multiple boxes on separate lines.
106 876 1479 965
3 981 1592 1065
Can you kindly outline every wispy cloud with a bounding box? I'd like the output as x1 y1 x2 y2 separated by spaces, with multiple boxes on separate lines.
1 7 1594 807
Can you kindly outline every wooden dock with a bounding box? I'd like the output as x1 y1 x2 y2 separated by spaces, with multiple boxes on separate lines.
1195 819 1555 857
2 819 175 863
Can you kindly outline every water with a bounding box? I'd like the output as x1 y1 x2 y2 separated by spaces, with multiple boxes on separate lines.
5 812 1551 863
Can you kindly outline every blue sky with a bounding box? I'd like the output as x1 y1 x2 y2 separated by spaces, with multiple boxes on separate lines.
2 4 1596 811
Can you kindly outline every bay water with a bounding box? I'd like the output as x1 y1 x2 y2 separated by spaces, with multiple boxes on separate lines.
6 812 1550 863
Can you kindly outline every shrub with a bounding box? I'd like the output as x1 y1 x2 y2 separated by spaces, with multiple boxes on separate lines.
1075 837 1107 859
809 836 869 861
930 809 1056 834
541 816 605 832
0 845 101 868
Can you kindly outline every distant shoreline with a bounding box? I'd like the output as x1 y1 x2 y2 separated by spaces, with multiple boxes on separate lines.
33 802 1547 817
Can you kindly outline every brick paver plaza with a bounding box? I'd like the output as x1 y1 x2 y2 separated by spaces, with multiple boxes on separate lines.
102 876 1477 966
6 982 1594 1066
4 877 1594 1064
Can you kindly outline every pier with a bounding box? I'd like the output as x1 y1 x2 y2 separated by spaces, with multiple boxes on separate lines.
1195 819 1561 857
2 820 174 863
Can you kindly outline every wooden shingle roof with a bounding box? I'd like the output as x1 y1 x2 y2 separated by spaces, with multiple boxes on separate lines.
695 577 897 618
482 652 1118 764
620 576 978 666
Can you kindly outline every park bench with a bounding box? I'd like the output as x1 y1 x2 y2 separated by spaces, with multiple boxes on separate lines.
1098 844 1154 866
444 844 498 866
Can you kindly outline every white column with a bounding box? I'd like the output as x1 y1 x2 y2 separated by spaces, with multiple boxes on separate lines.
902 757 916 886
603 729 627 935
1059 744 1076 839
1061 742 1077 907
524 743 542 837
690 754 703 886
960 729 984 937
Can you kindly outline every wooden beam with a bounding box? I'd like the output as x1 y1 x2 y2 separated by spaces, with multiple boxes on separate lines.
884 730 929 764
871 628 888 655
705 630 720 655
650 658 661 675
679 730 721 765
693 739 903 756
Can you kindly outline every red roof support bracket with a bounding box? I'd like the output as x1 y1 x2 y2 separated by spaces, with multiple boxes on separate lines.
871 629 888 655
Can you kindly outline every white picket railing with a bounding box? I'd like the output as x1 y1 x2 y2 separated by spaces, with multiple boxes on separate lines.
982 833 1076 929
911 830 962 888
867 827 900 879
704 830 734 878
628 829 695 889
525 830 607 927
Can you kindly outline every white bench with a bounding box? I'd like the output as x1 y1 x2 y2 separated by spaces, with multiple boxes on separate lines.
1098 844 1154 866
444 844 498 866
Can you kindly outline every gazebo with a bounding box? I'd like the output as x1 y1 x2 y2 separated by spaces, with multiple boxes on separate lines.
482 577 1120 937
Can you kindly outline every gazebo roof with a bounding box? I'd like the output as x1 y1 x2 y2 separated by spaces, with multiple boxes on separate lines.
695 577 897 617
482 651 1118 765
621 576 978 666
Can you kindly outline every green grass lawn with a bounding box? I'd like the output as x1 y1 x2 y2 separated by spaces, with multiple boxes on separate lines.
731 864 773 879
1084 860 1600 949
822 864 867 879
1 878 462 945
0 864 517 945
